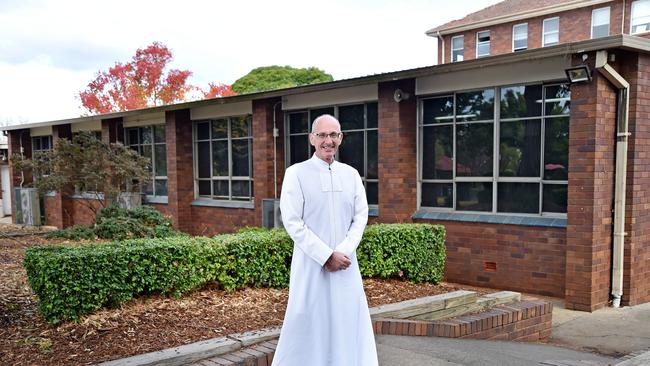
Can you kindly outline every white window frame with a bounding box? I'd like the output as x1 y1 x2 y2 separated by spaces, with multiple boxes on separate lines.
451 35 464 62
591 7 610 38
542 17 560 47
631 0 650 34
476 30 491 58
512 23 528 51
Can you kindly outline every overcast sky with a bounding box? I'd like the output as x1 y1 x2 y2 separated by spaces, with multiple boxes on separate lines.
0 0 502 124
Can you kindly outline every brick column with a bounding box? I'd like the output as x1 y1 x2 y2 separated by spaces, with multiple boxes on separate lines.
48 124 74 228
165 109 193 232
252 97 282 227
377 79 417 222
565 53 616 311
101 117 124 144
8 129 32 224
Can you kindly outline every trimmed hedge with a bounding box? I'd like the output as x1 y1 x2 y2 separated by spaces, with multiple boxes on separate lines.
24 224 445 324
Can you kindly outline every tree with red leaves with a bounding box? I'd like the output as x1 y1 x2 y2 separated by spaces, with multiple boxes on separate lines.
79 42 194 114
202 83 237 99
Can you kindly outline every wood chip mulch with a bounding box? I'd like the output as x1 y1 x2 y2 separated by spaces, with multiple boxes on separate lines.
0 233 492 366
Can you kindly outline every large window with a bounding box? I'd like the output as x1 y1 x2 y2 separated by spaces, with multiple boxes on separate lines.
125 125 167 197
542 17 560 46
451 35 464 62
513 23 528 51
591 7 610 38
419 83 570 215
286 102 378 205
476 31 491 58
194 116 253 202
631 0 650 34
31 135 53 177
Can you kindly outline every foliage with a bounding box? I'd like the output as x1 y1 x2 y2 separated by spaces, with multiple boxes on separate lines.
44 225 96 240
79 42 193 114
202 83 237 99
232 65 333 94
10 131 151 220
25 224 445 324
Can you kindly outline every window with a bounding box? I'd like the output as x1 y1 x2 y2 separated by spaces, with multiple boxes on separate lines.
476 31 491 57
194 116 253 201
512 23 528 51
286 102 379 205
542 17 560 46
451 35 464 62
31 135 53 177
125 125 167 197
419 83 570 215
591 7 610 38
631 0 650 34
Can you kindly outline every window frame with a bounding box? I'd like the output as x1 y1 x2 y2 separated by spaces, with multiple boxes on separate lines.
631 0 650 34
451 35 464 62
476 30 491 58
591 6 611 38
542 17 560 47
124 125 168 198
512 23 528 52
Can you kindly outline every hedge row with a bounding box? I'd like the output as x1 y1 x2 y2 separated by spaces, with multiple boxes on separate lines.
24 224 445 324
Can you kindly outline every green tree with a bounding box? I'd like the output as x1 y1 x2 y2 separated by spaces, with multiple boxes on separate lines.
232 65 333 94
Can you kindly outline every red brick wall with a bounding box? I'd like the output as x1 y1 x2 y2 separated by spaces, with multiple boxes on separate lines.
189 206 256 236
46 124 74 228
377 79 417 222
165 109 194 232
8 129 32 224
101 117 124 144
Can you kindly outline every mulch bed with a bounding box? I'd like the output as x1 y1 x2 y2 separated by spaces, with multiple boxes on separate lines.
0 230 491 366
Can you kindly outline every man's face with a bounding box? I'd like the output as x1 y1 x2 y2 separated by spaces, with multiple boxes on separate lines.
309 116 343 164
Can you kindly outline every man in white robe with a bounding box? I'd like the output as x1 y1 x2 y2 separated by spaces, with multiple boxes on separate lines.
272 114 378 366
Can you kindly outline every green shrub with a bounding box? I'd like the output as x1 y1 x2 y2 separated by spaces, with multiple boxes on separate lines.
44 225 96 240
24 224 445 324
95 205 176 240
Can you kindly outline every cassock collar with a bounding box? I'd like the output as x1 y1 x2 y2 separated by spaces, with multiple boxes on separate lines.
310 154 337 170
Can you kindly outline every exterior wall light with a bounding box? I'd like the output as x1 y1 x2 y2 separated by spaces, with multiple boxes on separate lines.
565 65 592 83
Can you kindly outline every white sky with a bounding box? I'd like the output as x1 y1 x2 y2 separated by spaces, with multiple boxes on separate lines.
0 0 502 125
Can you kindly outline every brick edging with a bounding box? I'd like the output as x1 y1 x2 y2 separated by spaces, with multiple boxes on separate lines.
193 339 277 366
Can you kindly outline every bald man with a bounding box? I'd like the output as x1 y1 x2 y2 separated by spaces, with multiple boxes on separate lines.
272 114 378 366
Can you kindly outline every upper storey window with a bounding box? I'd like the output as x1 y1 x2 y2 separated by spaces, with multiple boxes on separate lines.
451 35 464 62
542 17 559 46
476 31 490 58
513 23 528 51
591 7 610 38
632 0 650 34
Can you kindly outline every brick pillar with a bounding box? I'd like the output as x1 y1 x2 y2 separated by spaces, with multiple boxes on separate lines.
166 109 193 232
252 97 282 227
8 129 32 224
101 117 124 144
377 79 417 222
49 124 74 228
565 53 616 311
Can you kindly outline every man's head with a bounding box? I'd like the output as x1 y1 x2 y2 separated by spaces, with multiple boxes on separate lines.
310 114 343 164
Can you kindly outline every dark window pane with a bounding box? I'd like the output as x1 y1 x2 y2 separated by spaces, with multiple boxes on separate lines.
456 123 493 177
212 141 228 177
143 181 153 195
310 107 335 127
42 137 51 150
142 145 153 173
366 102 378 128
422 126 453 179
32 137 41 151
196 122 210 140
456 182 492 211
128 129 139 145
499 120 541 177
154 125 165 143
231 116 250 138
366 182 378 205
232 180 250 199
213 180 229 197
422 96 454 125
366 130 378 179
154 145 167 176
212 119 228 139
421 183 453 208
545 84 570 115
543 184 567 213
339 104 365 130
155 179 167 196
289 112 308 134
140 127 152 144
497 183 539 213
456 89 494 121
338 131 364 175
198 180 211 196
197 142 211 178
290 135 309 165
544 117 569 180
232 139 250 177
500 85 542 119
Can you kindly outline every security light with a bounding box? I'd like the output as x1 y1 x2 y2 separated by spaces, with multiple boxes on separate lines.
565 65 592 83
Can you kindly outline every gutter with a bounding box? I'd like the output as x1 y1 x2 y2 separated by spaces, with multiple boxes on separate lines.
594 50 630 308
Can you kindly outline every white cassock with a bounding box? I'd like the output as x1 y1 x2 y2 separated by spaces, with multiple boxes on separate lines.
272 154 378 366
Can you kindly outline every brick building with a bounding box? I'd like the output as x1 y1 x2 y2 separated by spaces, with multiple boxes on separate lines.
3 33 650 310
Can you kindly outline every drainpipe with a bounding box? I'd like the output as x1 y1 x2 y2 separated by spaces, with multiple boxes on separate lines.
272 101 281 199
437 31 445 64
595 50 630 308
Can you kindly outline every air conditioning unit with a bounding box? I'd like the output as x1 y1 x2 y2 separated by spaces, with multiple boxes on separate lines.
262 199 283 229
14 188 41 226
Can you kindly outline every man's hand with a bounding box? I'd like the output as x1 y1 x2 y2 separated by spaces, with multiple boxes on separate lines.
324 251 351 272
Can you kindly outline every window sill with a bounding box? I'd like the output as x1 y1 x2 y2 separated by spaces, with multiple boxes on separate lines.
71 192 105 200
191 199 254 209
145 196 168 204
412 209 566 228
369 207 379 217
